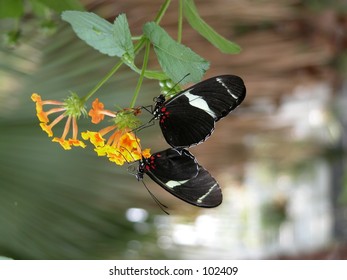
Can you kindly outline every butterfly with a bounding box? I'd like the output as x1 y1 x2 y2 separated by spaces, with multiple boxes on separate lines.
136 148 222 208
151 75 246 148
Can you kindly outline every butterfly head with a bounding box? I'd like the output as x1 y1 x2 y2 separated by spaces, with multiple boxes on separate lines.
136 159 146 181
136 154 155 180
152 94 166 118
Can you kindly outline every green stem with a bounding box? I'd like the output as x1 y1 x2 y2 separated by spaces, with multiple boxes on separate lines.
133 36 146 54
130 40 151 108
154 0 171 24
133 0 171 53
177 0 183 43
81 60 123 102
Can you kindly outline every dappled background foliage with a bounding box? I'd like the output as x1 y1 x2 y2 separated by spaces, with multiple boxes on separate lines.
1 0 347 259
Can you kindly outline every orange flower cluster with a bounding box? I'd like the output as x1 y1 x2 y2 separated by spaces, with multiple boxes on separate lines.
31 93 86 150
83 98 150 165
82 129 150 165
31 95 150 165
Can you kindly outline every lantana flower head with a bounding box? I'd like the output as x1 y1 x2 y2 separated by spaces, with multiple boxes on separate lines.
82 98 151 166
31 92 87 150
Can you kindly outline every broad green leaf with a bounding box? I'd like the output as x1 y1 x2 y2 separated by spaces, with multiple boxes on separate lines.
37 0 84 12
0 0 23 18
143 22 209 84
61 11 124 57
113 14 134 59
183 0 241 54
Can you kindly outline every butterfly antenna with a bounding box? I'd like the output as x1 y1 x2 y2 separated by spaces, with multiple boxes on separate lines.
138 73 190 114
165 73 190 97
116 146 133 163
141 105 153 114
141 180 169 215
178 73 191 84
132 118 155 133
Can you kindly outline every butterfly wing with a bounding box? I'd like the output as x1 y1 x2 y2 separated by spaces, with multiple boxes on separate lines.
145 148 199 181
186 75 246 121
159 103 215 148
145 149 222 208
159 75 246 148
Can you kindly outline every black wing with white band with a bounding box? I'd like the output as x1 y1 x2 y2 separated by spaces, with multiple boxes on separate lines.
153 75 246 148
138 148 222 208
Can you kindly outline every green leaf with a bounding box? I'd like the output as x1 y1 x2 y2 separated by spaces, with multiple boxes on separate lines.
183 0 241 54
0 0 23 18
37 0 84 12
113 14 134 59
61 11 124 57
143 22 209 84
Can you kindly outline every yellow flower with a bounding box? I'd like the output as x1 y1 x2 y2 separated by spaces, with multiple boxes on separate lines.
31 93 87 150
81 130 105 147
82 128 151 166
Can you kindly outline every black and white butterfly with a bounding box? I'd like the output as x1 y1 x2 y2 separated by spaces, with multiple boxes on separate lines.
151 75 246 148
136 148 222 208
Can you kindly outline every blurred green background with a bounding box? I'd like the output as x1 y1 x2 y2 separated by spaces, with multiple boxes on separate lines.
1 0 347 259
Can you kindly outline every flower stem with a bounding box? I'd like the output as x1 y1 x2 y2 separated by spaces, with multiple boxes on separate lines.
154 0 171 24
130 39 151 108
177 0 183 43
82 60 123 102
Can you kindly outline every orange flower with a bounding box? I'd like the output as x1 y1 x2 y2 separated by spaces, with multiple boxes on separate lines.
89 98 116 124
31 93 87 150
31 93 65 123
88 98 142 130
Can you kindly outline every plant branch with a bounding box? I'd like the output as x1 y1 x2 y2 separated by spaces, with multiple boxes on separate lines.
81 0 172 103
130 39 151 108
177 0 183 43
